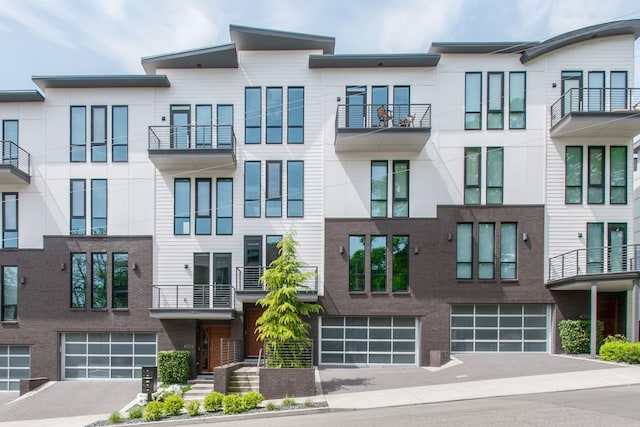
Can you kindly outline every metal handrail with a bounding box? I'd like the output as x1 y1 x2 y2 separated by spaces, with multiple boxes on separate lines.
550 88 640 128
547 244 640 282
235 266 319 292
147 125 236 151
151 283 235 309
335 103 432 129
0 140 30 176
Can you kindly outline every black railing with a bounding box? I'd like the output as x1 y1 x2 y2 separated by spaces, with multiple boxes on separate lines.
151 283 234 309
1 140 30 176
550 88 640 128
148 125 236 151
336 103 431 130
547 244 640 282
235 266 318 292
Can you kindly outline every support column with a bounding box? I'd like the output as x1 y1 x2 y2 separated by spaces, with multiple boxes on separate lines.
590 282 598 358
632 280 639 343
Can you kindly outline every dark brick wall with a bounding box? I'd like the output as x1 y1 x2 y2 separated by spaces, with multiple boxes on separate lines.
259 368 315 399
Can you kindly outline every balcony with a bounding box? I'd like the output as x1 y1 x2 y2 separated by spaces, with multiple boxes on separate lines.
335 103 431 152
546 244 640 291
550 88 640 138
235 266 319 303
0 141 30 184
148 125 236 171
149 283 235 319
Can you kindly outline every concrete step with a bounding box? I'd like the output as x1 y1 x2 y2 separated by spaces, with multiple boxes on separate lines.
184 383 216 401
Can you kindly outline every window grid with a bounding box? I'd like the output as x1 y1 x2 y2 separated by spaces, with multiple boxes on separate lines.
588 146 605 204
487 72 504 129
174 179 191 235
371 161 388 217
465 72 482 130
71 253 87 308
287 87 304 143
509 72 526 129
565 146 583 204
70 106 86 162
392 161 409 217
245 87 261 144
244 161 261 217
112 253 128 309
216 178 233 235
486 147 503 205
464 148 481 204
266 161 282 217
2 193 18 248
195 178 212 235
370 236 387 292
91 106 107 162
0 345 30 391
92 253 107 309
287 161 304 218
70 179 86 235
1 266 17 321
266 87 283 144
349 235 365 292
90 179 107 235
610 146 627 204
111 106 128 162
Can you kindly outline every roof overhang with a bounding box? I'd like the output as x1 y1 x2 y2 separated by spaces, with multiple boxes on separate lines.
0 90 44 102
141 44 238 73
32 75 170 90
309 54 440 68
429 42 537 54
230 24 335 54
546 271 640 291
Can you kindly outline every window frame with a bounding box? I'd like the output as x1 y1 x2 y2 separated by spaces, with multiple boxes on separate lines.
287 87 304 144
464 147 481 204
91 253 107 309
111 105 128 162
70 106 87 162
392 235 409 292
509 71 526 129
265 160 283 217
2 192 18 248
1 266 17 321
90 179 107 235
487 72 504 130
610 146 627 205
500 223 518 280
371 161 388 218
565 146 583 204
588 146 605 204
174 178 191 235
456 223 473 280
195 178 212 235
392 160 409 217
112 253 128 309
266 87 283 144
70 179 86 235
287 160 304 218
370 235 387 292
245 87 262 144
216 178 233 235
486 147 504 205
478 223 495 279
349 235 365 292
90 105 107 162
465 72 482 130
244 161 261 218
71 253 87 308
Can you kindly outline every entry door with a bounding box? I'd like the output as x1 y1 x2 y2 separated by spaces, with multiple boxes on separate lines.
245 307 265 357
199 324 231 373
244 236 262 289
193 253 210 308
587 71 605 112
170 105 190 148
608 223 627 272
561 71 582 115
195 105 212 148
346 86 367 128
610 71 628 110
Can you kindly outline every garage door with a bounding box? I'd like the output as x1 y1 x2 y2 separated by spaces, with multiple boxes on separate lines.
451 304 549 352
62 332 157 380
320 316 417 365
0 345 29 391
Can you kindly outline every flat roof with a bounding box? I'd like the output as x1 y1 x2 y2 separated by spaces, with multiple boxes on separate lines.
429 42 538 54
230 24 334 54
32 75 170 90
0 91 44 102
309 54 440 68
141 44 238 73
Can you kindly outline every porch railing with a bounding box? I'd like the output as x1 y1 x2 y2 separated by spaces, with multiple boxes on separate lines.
1 140 30 176
148 125 236 151
235 266 318 292
547 244 640 282
219 339 243 366
151 283 234 309
264 339 313 368
550 88 640 128
336 103 431 130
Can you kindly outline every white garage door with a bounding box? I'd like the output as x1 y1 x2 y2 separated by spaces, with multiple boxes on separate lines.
320 316 417 365
0 345 29 391
62 332 157 379
451 304 549 352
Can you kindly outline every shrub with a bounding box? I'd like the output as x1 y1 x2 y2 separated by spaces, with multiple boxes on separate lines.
127 406 143 420
203 391 225 412
281 396 297 407
153 384 184 402
181 385 192 394
222 394 245 415
186 400 201 417
600 341 640 363
157 350 190 384
558 320 603 354
604 334 628 344
163 394 184 416
265 401 279 411
241 391 264 410
143 401 164 422
108 411 122 424
303 398 314 408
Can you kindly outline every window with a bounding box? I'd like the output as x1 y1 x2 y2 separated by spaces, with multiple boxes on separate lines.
487 72 504 129
588 146 605 204
393 86 410 127
371 86 388 127
610 146 627 204
266 87 283 144
71 253 87 308
91 179 107 235
217 105 233 148
193 253 210 308
216 178 233 235
457 223 473 279
561 71 582 115
174 178 190 235
3 120 18 167
194 104 212 149
266 235 282 266
486 147 503 204
346 86 367 128
1 266 17 321
465 72 482 129
393 161 409 217
287 87 304 143
170 105 190 148
266 161 282 217
588 71 605 112
509 72 526 129
2 193 18 248
112 253 128 308
500 223 517 279
70 179 86 235
565 146 583 204
244 161 261 217
287 161 304 217
587 223 604 274
195 178 212 235
371 236 387 292
70 106 86 162
349 235 365 292
464 148 481 204
112 106 128 162
478 223 495 279
392 236 409 292
213 253 231 286
92 253 107 309
245 87 261 144
371 161 388 217
91 106 107 162
611 71 628 110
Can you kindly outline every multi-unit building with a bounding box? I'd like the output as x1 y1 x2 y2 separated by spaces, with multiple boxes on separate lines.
1 20 639 391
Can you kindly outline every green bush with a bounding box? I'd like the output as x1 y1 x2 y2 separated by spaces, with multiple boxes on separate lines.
241 391 264 410
600 341 640 363
163 394 184 416
108 411 122 424
222 394 245 415
558 320 603 354
127 406 143 420
157 350 190 384
265 401 279 411
281 396 297 407
604 334 628 344
203 391 224 412
186 400 201 417
303 398 314 408
143 401 164 422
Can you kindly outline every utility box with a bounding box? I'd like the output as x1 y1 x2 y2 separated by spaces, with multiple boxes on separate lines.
141 366 158 401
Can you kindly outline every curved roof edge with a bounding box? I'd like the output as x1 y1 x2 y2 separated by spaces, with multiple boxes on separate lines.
0 90 44 102
141 44 238 73
309 54 440 68
429 42 538 54
230 24 335 54
32 75 170 90
521 19 640 63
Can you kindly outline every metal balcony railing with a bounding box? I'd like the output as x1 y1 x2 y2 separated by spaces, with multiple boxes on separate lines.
151 283 234 309
550 88 640 128
219 339 243 366
235 266 318 292
148 125 236 151
264 339 313 368
1 140 30 176
336 103 431 130
547 244 640 282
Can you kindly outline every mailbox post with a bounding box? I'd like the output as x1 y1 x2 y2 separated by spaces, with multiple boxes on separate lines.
141 366 157 403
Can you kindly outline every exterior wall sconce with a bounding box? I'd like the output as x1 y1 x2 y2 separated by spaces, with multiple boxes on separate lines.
578 232 583 238
339 245 344 254
552 82 557 88
447 233 452 241
336 97 341 102
161 115 166 121
184 264 189 269
20 277 26 285
414 246 419 255
60 263 66 271
132 263 139 271
522 233 529 242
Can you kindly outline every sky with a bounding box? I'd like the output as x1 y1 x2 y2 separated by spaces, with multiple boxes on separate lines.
0 0 639 90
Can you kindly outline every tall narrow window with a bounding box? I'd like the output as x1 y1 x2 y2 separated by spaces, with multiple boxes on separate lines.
2 120 18 167
478 223 495 279
174 178 190 235
346 86 367 128
349 235 365 292
509 72 526 129
2 193 18 248
91 106 107 162
457 223 473 279
91 179 107 235
70 106 86 162
216 178 233 235
500 223 517 279
287 161 304 217
244 161 261 217
287 87 304 143
371 161 388 217
487 72 504 129
565 146 583 204
266 235 282 266
195 105 212 148
266 87 283 144
92 253 107 309
193 253 210 308
217 105 233 148
266 161 282 217
112 253 128 308
393 161 409 217
610 71 628 110
170 105 190 148
112 106 128 162
464 148 481 204
561 71 582 116
465 72 482 129
213 253 231 286
1 266 17 321
587 223 604 274
371 86 388 127
195 178 212 235
70 179 86 235
392 236 409 292
71 253 87 308
610 146 627 204
393 86 410 127
371 236 387 292
588 146 605 204
245 87 261 144
588 71 605 112
486 147 504 204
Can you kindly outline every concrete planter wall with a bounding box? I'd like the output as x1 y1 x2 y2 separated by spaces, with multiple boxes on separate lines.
212 363 241 394
259 368 315 399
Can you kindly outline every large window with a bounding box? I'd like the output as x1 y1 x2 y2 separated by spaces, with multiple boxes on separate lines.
486 147 503 205
610 146 627 204
393 161 409 217
91 106 107 162
456 223 473 279
195 178 212 235
487 72 504 129
174 179 190 235
500 223 517 279
71 253 87 308
611 71 628 110
588 146 605 204
464 148 481 204
216 178 233 235
92 253 107 309
478 223 495 279
565 146 583 204
244 161 261 217
91 179 107 235
1 266 17 321
266 87 282 144
112 106 128 162
287 161 304 217
349 235 365 292
245 87 261 144
70 179 86 235
393 86 410 127
195 105 212 148
112 253 128 308
217 104 233 148
392 236 409 292
371 236 387 292
465 72 482 129
287 87 304 143
588 71 605 112
587 223 604 274
70 106 86 162
371 161 388 217
266 161 282 217
509 72 526 129
2 193 18 248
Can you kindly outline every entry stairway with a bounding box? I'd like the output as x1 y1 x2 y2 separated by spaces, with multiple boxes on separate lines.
183 367 259 401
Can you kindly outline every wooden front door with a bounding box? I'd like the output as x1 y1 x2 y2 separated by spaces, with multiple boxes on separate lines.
198 324 230 373
597 292 626 338
245 307 265 357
